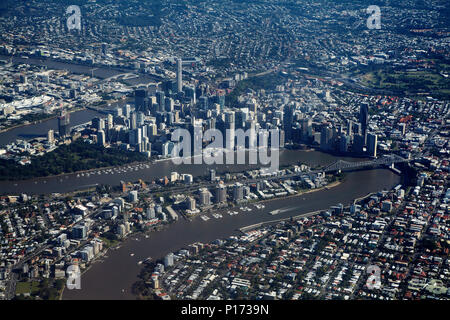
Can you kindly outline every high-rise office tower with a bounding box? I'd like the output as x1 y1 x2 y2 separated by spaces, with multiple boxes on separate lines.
176 58 183 93
92 117 105 131
184 86 196 104
347 120 353 136
367 133 378 157
300 118 312 141
123 104 131 119
156 91 165 112
279 129 285 148
189 118 203 157
147 123 157 137
107 114 114 131
162 80 174 94
135 88 148 113
245 120 258 149
47 130 55 145
339 134 350 153
353 134 365 154
165 97 174 112
130 112 137 130
224 111 235 151
97 130 106 147
137 112 145 127
360 103 369 143
129 128 142 146
142 136 150 152
283 105 295 142
199 96 209 111
114 107 123 117
235 109 248 130
320 125 334 151
58 111 70 137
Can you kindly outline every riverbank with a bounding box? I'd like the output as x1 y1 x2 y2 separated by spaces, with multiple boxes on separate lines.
0 107 87 136
62 179 345 297
56 176 345 299
62 167 401 300
0 139 152 183
246 179 343 207
61 179 345 298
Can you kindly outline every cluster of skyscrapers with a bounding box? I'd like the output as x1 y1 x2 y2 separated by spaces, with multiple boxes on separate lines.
283 102 377 157
317 103 377 157
53 56 377 163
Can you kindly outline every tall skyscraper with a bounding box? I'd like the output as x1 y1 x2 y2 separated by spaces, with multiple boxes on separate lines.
107 114 114 131
360 103 369 143
367 133 378 157
300 118 312 141
164 253 174 267
92 117 105 131
339 134 350 153
165 97 174 112
224 111 235 151
47 130 55 145
184 86 196 104
130 112 137 130
233 183 244 202
188 118 203 157
135 88 148 113
176 58 183 93
147 123 157 137
353 134 365 154
199 96 209 111
199 188 211 206
347 120 353 136
97 130 106 147
186 197 196 211
156 91 165 112
129 128 142 146
215 184 227 203
320 125 334 151
283 105 295 142
123 104 131 119
58 111 70 137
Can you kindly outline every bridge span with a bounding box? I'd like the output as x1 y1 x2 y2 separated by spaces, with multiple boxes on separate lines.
313 154 417 174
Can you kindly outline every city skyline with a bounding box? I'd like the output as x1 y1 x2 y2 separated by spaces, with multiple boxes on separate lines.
0 0 448 304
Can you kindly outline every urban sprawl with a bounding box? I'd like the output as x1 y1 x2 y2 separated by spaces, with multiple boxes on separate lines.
0 0 448 300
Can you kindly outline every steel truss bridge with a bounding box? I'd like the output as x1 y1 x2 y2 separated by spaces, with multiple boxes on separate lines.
314 154 416 174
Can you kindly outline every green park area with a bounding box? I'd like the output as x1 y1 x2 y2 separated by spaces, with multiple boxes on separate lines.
0 139 148 181
226 72 287 107
360 67 450 99
15 281 40 296
15 279 66 300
